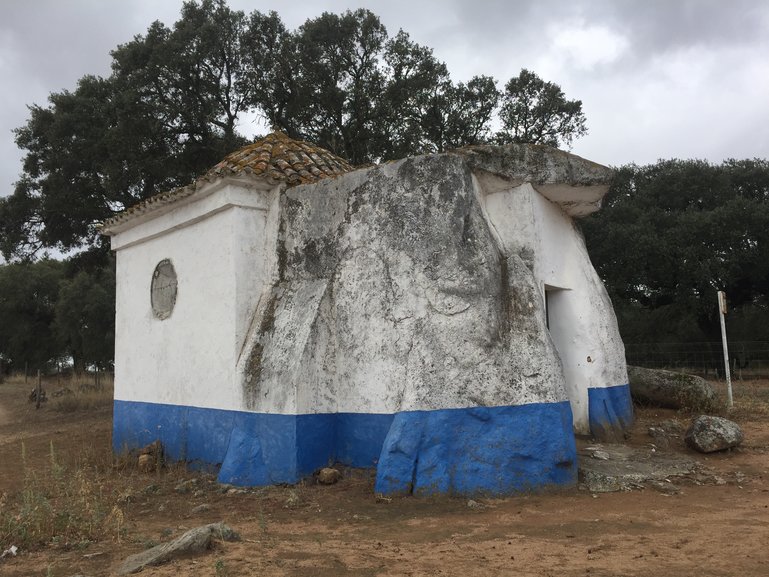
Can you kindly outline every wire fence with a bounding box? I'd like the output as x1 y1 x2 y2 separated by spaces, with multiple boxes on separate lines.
624 341 769 380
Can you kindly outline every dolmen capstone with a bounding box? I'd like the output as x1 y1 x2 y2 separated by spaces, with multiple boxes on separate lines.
101 132 633 496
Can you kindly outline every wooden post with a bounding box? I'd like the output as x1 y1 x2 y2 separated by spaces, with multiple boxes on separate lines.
35 370 42 410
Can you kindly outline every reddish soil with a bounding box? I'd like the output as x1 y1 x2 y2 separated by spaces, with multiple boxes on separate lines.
1 377 768 577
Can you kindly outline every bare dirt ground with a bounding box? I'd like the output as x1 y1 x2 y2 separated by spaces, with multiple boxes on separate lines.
1 377 769 577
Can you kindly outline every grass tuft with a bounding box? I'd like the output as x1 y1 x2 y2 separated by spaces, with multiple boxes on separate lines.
0 441 126 550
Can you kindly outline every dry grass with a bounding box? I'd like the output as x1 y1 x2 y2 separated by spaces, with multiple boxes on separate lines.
0 441 125 550
50 384 114 413
2 371 114 412
726 379 769 419
0 371 125 551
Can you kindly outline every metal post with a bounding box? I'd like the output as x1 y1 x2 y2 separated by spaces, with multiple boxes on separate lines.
718 291 733 408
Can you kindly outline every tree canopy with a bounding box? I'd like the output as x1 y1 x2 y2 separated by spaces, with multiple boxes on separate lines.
0 260 64 371
496 69 587 148
0 1 585 262
582 158 769 343
0 258 115 372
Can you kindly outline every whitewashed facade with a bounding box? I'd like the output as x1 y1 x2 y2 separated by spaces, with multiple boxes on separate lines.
103 134 631 495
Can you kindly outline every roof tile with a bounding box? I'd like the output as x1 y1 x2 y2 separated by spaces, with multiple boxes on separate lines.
101 132 354 232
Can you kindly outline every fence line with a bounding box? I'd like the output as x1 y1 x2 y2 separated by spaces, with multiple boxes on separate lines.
624 341 769 379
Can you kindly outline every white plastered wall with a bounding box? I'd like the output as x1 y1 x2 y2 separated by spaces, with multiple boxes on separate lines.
112 181 280 412
481 183 627 433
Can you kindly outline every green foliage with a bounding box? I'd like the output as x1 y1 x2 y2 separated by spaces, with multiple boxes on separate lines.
54 262 116 371
2 76 117 258
0 260 65 371
0 3 541 261
582 158 769 343
497 68 587 148
0 257 115 370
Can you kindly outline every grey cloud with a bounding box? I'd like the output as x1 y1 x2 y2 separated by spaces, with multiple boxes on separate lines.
1 0 768 201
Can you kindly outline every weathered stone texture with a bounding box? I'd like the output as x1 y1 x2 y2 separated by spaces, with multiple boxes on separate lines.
628 366 718 411
685 415 744 453
249 153 569 415
117 522 239 574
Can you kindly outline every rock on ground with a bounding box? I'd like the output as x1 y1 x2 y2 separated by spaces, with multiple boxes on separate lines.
685 415 744 453
117 522 239 575
317 467 342 485
578 444 700 493
628 366 718 411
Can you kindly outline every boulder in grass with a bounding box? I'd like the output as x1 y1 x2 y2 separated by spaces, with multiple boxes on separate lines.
685 415 743 453
628 366 718 411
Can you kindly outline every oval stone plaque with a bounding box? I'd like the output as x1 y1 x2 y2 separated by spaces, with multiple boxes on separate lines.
151 259 177 319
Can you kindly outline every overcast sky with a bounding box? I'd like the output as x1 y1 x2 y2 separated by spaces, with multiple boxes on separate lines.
1 0 768 199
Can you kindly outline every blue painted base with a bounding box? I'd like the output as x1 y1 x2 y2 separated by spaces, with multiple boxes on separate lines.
588 384 634 441
113 400 578 494
113 401 393 485
374 402 577 496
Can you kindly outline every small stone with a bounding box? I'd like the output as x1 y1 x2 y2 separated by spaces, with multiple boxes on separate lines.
190 504 211 515
174 479 198 494
647 480 680 495
685 415 744 453
467 499 485 510
138 454 155 473
591 450 610 460
317 467 342 485
139 440 163 456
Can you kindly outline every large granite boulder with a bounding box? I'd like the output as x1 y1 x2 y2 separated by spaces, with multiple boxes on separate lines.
232 146 628 495
628 366 718 411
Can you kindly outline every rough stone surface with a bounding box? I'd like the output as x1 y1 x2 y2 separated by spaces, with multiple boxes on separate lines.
117 522 239 575
246 154 569 414
648 419 685 449
455 143 612 216
685 415 744 453
628 366 718 410
137 440 163 472
578 444 700 493
317 467 342 485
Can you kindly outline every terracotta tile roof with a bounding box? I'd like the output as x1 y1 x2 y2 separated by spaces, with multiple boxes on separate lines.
209 131 354 184
100 132 354 233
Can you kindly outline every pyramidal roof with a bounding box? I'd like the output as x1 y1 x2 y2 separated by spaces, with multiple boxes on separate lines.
209 131 354 184
101 132 354 233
